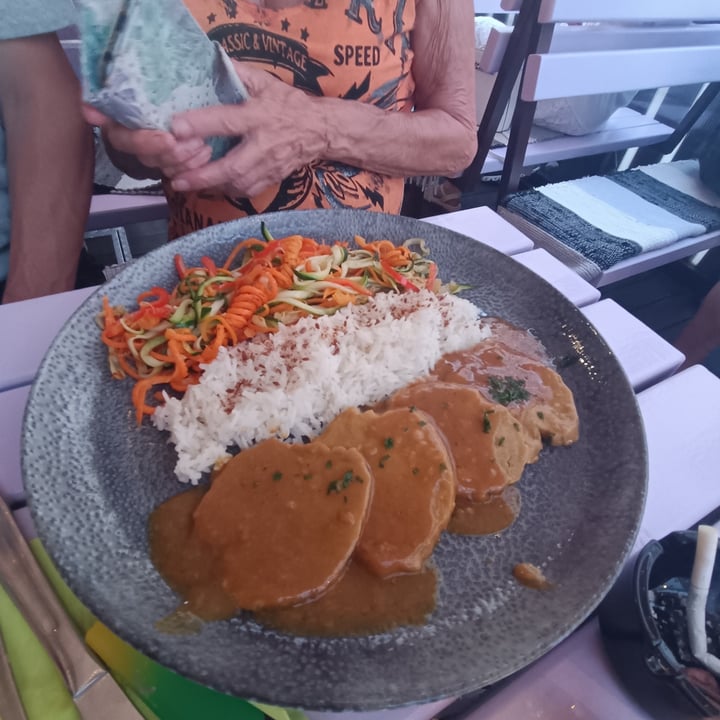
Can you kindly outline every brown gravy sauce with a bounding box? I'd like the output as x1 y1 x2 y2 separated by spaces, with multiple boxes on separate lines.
149 486 437 633
148 486 237 621
436 344 551 406
149 318 569 635
256 561 437 637
448 486 521 535
512 562 552 591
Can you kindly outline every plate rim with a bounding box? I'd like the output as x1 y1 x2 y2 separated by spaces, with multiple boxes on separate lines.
21 209 648 710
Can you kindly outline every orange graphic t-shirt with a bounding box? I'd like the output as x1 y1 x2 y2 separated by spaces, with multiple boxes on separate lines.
167 0 417 239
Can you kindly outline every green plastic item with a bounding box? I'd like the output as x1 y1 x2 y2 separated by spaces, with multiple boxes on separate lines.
30 540 306 720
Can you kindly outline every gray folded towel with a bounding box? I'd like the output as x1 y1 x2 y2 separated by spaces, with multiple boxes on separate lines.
500 159 720 281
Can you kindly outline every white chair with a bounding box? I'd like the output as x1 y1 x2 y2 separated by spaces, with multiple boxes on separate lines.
463 0 720 197
489 0 720 287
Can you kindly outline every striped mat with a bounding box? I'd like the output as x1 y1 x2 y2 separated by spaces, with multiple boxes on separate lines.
499 159 720 283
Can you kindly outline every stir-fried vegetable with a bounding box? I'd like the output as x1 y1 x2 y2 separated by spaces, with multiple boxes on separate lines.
99 225 462 423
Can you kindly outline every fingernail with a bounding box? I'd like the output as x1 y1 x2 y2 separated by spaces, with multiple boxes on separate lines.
173 179 190 191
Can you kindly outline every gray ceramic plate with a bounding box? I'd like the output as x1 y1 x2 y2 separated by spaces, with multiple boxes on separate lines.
22 209 647 711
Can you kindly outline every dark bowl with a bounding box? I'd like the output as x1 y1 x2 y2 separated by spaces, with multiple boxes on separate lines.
600 530 720 718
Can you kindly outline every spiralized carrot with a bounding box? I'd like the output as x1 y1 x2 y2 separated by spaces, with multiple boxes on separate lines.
98 224 455 423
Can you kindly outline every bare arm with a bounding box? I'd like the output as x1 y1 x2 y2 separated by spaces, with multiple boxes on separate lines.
148 0 478 196
0 33 93 303
316 0 478 176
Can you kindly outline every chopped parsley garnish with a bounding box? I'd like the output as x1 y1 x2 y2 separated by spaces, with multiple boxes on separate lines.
536 411 545 420
418 420 427 427
487 376 530 406
383 437 395 449
439 462 448 473
496 436 505 447
483 409 494 433
325 460 333 469
409 406 416 413
271 256 283 266
379 454 391 469
412 467 420 476
272 471 283 481
513 422 521 431
327 470 359 495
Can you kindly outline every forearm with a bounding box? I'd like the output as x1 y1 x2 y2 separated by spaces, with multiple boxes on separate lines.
4 112 93 302
314 0 477 179
316 99 477 178
1 36 94 302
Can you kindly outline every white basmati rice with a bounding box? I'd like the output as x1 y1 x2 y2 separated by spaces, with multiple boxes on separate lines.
153 290 489 483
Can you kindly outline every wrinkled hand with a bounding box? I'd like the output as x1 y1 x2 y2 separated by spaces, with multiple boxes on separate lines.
169 63 328 197
82 105 212 179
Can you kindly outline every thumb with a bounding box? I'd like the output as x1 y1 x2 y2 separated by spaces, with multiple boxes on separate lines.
82 104 111 128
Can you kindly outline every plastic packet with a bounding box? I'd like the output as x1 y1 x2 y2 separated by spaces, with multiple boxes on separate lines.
76 0 248 160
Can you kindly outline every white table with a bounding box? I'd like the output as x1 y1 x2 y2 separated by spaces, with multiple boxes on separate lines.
1 206 714 720
87 193 168 232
